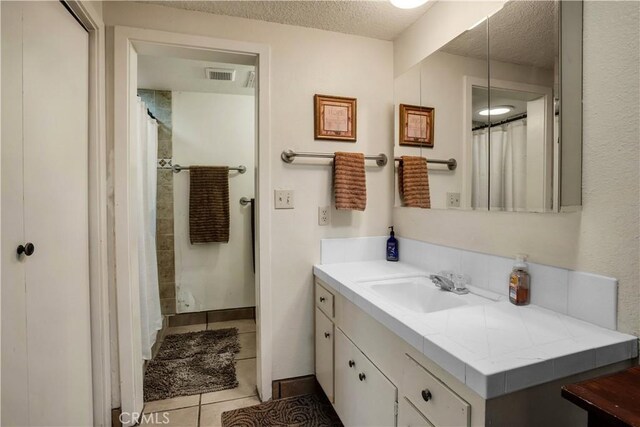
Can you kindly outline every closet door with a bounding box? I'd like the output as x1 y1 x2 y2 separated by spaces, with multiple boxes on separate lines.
1 2 93 425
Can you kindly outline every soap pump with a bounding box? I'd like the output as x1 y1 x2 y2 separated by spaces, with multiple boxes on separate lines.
386 226 399 262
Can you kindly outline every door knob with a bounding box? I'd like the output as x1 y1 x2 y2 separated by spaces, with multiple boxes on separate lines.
359 373 366 381
324 332 330 338
348 360 355 368
319 297 326 302
17 243 35 257
421 389 432 402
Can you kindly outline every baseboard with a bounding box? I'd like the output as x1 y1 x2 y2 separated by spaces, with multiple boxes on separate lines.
168 306 256 327
272 375 321 400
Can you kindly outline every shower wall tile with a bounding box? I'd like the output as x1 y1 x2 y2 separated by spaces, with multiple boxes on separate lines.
139 88 175 315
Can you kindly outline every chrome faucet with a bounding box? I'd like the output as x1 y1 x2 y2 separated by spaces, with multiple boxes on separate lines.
430 274 470 295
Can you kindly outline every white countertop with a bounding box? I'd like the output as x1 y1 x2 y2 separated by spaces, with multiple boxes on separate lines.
313 260 638 399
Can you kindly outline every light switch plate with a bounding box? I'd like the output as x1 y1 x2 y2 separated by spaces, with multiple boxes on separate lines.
274 190 294 209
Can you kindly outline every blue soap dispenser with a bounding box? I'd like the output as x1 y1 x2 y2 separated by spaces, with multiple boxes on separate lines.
386 226 399 262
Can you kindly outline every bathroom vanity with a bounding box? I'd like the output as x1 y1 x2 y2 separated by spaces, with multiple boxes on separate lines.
312 245 637 427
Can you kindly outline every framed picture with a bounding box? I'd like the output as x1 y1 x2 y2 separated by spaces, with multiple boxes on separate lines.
314 94 357 141
399 104 434 147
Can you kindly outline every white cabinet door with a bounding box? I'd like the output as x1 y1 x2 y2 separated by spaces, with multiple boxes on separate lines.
1 2 93 425
335 329 398 427
315 307 334 402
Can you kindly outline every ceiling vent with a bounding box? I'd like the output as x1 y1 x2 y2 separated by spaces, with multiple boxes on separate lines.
205 67 236 82
245 71 256 88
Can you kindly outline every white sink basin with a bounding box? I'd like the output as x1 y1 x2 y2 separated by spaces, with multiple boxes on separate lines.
358 276 495 314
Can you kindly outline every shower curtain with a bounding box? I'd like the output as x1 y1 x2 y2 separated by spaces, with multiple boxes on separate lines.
472 119 527 211
136 97 163 360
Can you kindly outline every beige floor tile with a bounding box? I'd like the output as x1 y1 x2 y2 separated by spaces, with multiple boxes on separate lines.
208 319 256 334
201 358 257 405
140 406 199 426
165 323 207 335
199 396 261 427
143 394 200 414
237 332 256 360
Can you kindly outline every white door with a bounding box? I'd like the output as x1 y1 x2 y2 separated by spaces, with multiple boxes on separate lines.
1 2 93 426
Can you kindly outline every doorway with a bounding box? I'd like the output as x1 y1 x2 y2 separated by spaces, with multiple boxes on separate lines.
111 27 271 425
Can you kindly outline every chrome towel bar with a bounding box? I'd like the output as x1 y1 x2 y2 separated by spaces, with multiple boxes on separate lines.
394 157 457 171
281 149 388 167
158 164 247 174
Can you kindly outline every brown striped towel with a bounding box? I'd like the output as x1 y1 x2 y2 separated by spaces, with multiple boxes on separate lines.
189 166 230 244
398 156 431 208
333 152 367 211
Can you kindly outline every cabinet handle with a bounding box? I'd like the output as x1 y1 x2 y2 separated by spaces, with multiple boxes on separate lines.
421 389 432 402
348 360 355 368
324 332 330 338
319 297 326 302
359 373 366 381
17 243 35 257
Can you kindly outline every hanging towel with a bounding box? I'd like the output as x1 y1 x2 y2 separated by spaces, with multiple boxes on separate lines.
333 152 367 211
398 156 431 208
189 166 230 244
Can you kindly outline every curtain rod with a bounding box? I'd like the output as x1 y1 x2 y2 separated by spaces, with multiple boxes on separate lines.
281 149 388 167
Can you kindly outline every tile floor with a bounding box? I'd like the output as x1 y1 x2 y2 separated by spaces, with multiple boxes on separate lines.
141 318 259 426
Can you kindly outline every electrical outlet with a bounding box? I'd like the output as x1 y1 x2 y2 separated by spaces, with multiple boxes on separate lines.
274 190 294 209
447 192 461 208
318 206 330 226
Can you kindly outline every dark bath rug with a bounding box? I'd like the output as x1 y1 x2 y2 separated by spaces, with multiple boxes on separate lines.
144 328 240 401
221 394 343 427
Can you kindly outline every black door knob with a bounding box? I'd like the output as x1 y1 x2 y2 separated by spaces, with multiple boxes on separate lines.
421 389 432 402
319 297 326 302
359 373 366 381
348 360 355 368
324 332 330 338
17 243 35 257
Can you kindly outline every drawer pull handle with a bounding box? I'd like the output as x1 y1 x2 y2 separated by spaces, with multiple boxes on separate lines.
359 373 366 381
324 332 331 338
319 297 326 302
348 360 355 368
421 389 432 402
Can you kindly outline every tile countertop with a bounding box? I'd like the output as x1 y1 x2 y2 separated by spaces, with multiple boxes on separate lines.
313 261 638 399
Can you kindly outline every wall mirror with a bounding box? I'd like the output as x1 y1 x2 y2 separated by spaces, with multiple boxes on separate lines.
394 0 583 212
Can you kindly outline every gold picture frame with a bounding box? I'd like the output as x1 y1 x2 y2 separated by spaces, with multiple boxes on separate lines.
399 104 434 148
314 94 357 142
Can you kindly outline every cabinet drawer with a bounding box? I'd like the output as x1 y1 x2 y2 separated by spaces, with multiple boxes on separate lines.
315 281 334 318
402 355 470 427
398 397 435 427
336 329 397 427
315 308 334 402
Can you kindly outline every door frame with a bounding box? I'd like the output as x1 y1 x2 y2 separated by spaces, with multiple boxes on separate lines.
111 26 272 421
0 1 111 426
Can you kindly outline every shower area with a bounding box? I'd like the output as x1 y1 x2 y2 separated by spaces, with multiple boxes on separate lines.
133 47 258 416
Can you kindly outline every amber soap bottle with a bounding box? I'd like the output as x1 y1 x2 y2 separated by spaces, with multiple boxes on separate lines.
509 255 530 305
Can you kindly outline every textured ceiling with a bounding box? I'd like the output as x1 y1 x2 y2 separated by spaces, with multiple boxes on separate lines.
442 0 558 70
140 0 434 40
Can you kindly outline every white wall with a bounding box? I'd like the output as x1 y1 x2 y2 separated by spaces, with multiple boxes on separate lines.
394 51 553 209
392 1 640 336
172 91 256 313
104 2 394 380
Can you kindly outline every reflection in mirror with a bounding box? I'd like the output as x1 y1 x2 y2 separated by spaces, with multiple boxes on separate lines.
487 0 558 212
394 0 581 213
393 18 489 210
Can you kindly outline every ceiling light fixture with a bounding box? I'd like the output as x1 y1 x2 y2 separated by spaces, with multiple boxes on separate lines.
478 106 513 116
390 0 429 9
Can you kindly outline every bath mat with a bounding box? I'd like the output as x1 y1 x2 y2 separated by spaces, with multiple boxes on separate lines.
221 394 343 427
144 328 240 401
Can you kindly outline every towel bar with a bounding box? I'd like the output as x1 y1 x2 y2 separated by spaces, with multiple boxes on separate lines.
394 157 457 171
281 149 388 167
158 164 247 174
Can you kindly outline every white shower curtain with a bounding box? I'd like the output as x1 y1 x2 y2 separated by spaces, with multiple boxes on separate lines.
472 119 528 211
136 97 163 360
